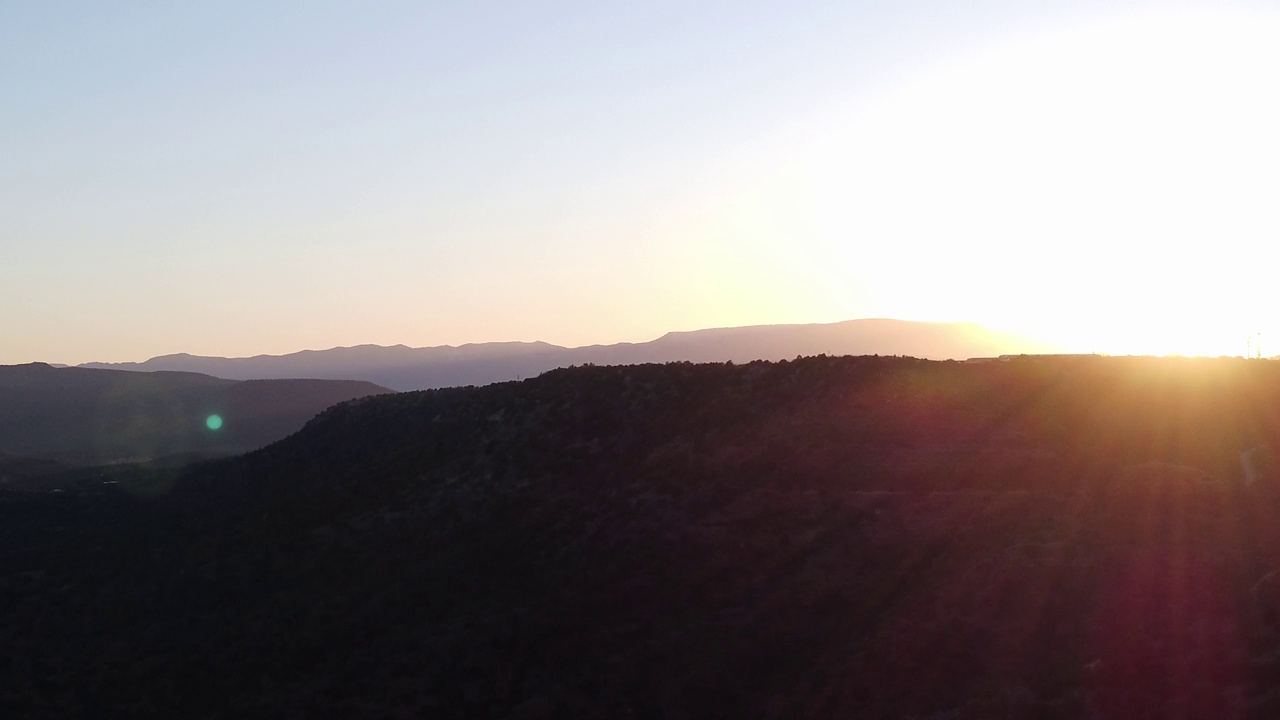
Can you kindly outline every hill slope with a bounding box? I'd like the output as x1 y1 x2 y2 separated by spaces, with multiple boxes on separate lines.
0 363 391 464
80 318 1059 390
6 356 1280 718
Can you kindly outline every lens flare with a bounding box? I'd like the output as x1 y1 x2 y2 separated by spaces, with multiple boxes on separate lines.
205 414 223 430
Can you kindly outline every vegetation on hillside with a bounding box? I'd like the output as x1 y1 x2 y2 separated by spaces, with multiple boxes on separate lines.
5 355 1280 718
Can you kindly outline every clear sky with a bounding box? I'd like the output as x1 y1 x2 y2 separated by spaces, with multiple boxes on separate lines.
5 1 1280 364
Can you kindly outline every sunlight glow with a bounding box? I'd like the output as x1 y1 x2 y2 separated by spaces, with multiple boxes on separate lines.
802 7 1280 356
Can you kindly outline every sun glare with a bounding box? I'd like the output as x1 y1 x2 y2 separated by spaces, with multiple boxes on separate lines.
801 7 1280 357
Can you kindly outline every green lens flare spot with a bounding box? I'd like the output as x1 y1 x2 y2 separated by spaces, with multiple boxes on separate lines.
206 414 223 430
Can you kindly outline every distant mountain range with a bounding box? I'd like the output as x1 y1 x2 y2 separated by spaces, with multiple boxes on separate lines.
81 318 1060 391
0 363 389 466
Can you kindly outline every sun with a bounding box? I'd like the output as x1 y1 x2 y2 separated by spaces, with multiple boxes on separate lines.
801 6 1280 357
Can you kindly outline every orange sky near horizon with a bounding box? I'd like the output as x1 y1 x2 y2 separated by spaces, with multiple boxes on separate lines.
5 2 1278 365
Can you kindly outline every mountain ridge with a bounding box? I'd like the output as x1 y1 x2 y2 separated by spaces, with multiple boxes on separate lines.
0 363 391 465
79 318 1060 391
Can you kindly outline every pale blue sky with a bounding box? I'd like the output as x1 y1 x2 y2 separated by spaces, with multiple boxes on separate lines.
5 1 1276 363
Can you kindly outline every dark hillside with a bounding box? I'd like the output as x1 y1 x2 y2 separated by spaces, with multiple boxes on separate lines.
0 363 391 465
0 452 67 487
6 356 1280 718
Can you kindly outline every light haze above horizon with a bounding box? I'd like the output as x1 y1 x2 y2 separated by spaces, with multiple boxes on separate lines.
6 1 1279 365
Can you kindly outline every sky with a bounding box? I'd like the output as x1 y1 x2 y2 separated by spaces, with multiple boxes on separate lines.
5 0 1280 364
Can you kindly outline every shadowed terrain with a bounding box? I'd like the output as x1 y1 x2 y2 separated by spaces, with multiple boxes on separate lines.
0 363 391 467
6 356 1280 718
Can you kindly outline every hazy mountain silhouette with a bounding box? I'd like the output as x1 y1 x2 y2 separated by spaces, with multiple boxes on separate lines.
7 356 1280 717
0 452 66 488
81 318 1060 390
0 363 390 465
